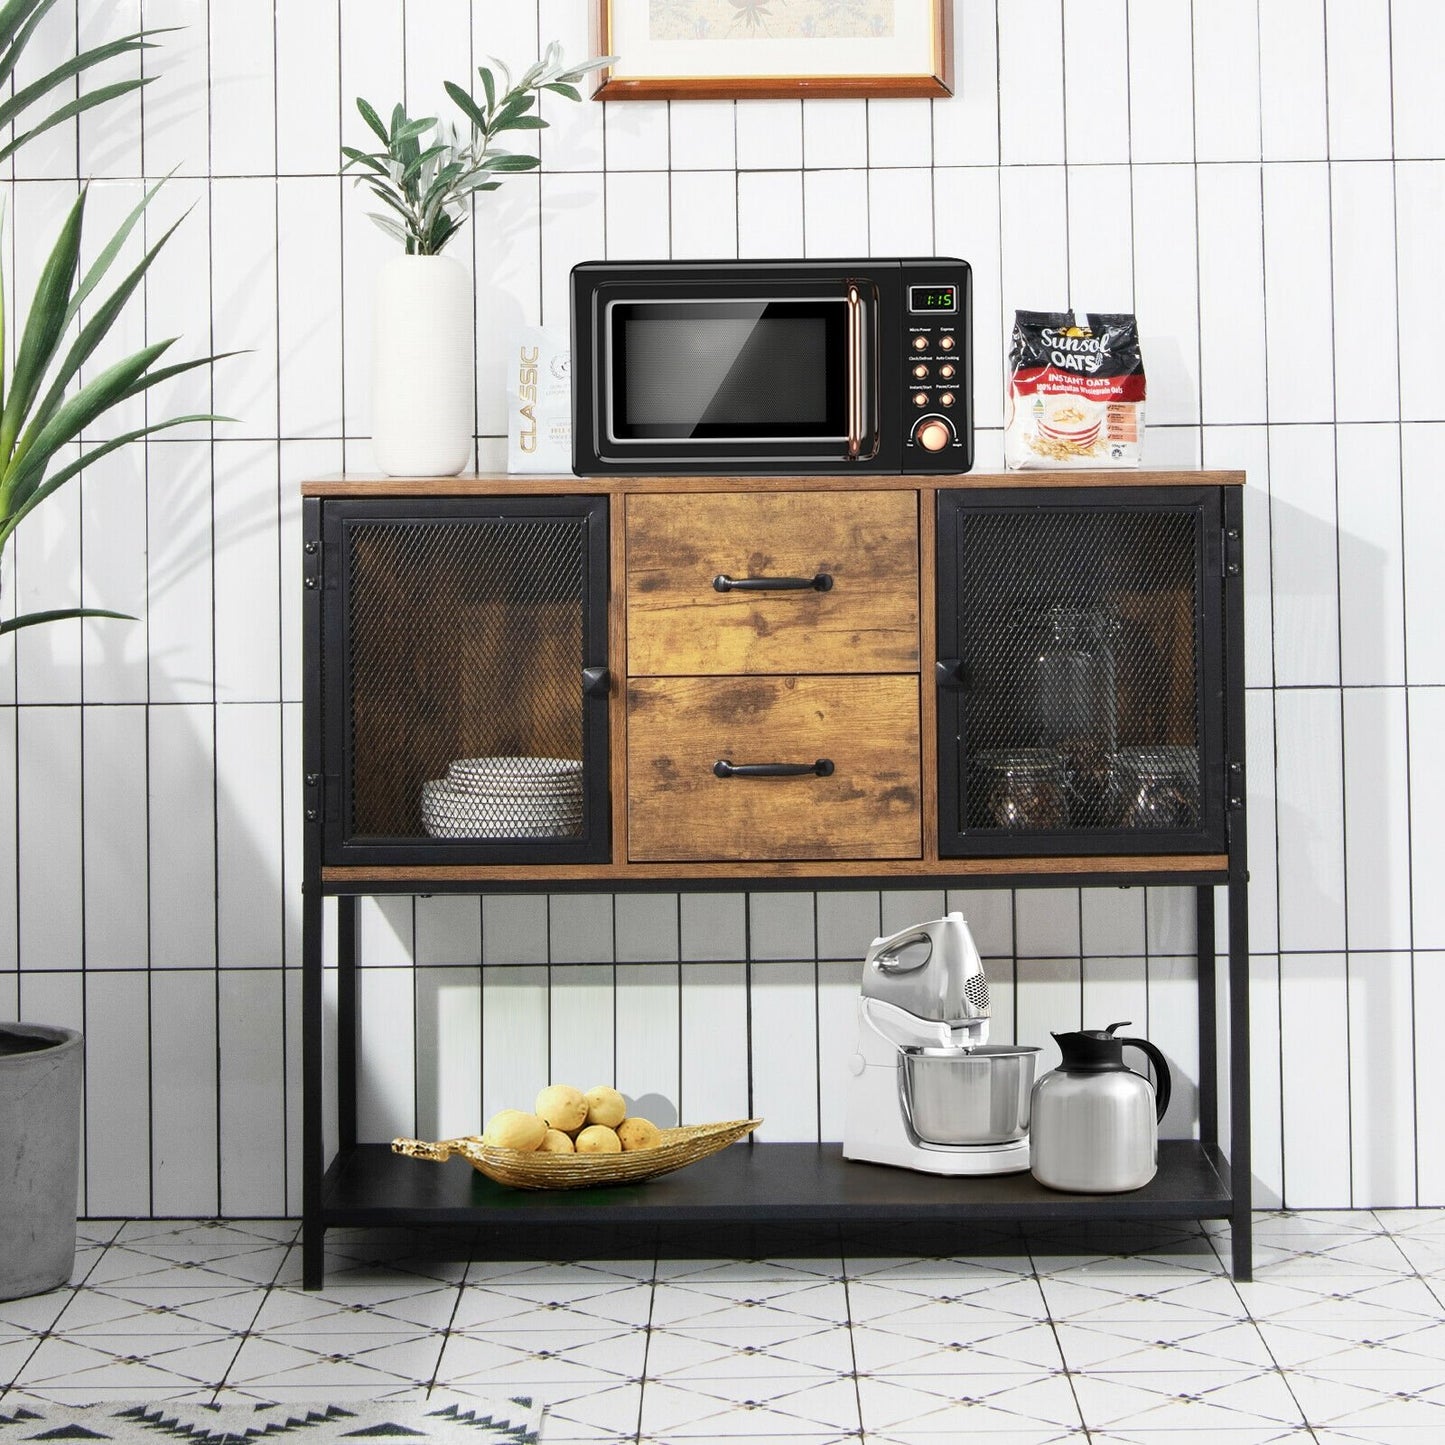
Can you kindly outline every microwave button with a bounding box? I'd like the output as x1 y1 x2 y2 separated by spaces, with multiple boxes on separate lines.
911 334 929 351
939 334 956 351
915 418 953 452
912 391 929 408
939 392 956 408
939 362 956 379
912 363 930 380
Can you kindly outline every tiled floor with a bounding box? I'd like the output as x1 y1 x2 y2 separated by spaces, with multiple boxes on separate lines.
2 1211 1444 1442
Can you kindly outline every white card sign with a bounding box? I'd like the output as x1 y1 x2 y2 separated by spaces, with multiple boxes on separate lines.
506 327 572 473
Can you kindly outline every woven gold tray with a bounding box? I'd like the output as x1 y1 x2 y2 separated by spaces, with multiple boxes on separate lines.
391 1118 763 1191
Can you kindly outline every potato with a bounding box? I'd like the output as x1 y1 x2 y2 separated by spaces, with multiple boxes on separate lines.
482 1109 547 1152
537 1128 576 1154
584 1085 627 1129
616 1116 663 1152
574 1124 622 1155
535 1083 588 1133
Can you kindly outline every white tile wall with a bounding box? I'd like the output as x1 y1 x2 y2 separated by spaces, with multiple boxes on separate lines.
218 968 288 1215
1244 953 1284 1207
415 964 483 1142
1279 953 1353 1207
150 969 219 1216
1 0 1439 1214
1348 950 1418 1206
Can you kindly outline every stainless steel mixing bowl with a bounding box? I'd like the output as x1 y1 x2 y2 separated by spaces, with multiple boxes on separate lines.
899 1044 1040 1146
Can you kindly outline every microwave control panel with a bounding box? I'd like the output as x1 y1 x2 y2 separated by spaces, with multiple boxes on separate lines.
902 275 969 462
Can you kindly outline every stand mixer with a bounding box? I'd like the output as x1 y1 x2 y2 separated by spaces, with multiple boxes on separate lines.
842 912 1037 1176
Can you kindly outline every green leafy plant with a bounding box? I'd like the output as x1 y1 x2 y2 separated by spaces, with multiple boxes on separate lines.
341 42 615 256
0 0 225 636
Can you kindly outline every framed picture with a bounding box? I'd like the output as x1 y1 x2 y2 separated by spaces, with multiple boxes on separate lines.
592 0 954 100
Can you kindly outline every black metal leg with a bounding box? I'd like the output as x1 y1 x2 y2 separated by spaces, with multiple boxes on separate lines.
301 494 327 1290
302 884 325 1290
338 896 359 1152
1227 872 1252 1282
1220 483 1250 1283
1196 886 1218 1148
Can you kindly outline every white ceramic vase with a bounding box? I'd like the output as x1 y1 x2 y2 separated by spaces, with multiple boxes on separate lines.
370 253 474 477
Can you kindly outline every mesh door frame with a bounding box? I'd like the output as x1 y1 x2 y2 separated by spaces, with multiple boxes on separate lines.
935 485 1229 858
317 496 611 867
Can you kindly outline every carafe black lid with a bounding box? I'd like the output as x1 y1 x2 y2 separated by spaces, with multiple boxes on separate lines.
1051 1020 1132 1071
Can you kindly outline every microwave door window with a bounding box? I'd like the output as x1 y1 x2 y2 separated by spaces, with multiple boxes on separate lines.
608 301 847 443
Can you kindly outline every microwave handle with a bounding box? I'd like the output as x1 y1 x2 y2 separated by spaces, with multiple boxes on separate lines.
846 283 870 459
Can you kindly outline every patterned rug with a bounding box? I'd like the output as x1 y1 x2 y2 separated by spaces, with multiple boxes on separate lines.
0 1398 542 1442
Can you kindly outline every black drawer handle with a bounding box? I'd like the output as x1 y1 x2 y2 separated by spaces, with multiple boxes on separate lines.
713 758 835 779
712 573 833 593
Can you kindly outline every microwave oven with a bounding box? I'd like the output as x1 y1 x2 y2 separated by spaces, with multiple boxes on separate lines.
570 258 972 475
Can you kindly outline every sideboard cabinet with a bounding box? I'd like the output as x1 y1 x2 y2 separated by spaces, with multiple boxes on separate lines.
301 470 1249 1287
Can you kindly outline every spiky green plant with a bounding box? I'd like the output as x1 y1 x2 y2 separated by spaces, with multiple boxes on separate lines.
0 0 160 164
0 0 224 635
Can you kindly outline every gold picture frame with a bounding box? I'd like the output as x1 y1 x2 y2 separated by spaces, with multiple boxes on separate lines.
592 0 954 101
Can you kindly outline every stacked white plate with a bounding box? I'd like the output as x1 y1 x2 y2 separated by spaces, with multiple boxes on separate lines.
421 756 584 839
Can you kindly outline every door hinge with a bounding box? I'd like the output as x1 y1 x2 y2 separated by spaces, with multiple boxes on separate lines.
1227 761 1244 811
305 771 325 824
1222 526 1243 578
303 539 323 591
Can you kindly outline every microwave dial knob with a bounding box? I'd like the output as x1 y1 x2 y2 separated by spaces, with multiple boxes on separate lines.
916 418 953 452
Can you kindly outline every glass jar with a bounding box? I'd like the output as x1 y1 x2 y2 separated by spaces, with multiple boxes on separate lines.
1106 745 1199 829
972 748 1069 830
1023 606 1117 824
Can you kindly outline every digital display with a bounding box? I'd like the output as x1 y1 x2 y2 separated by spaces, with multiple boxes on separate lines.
909 285 957 313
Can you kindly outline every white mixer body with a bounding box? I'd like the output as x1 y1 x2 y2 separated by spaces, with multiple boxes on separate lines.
842 911 1033 1176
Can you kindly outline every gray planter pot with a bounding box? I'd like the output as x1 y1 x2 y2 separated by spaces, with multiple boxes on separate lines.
1 1024 83 1301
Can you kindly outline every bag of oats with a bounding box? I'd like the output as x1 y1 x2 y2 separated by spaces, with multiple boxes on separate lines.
1004 311 1145 469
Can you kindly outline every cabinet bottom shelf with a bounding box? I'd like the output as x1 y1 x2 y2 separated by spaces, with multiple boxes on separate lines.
317 1139 1235 1263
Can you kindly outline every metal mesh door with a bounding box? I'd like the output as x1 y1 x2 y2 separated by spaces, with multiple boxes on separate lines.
342 513 592 845
942 495 1214 850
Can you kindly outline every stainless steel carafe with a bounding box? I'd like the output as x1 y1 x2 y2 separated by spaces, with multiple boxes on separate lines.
1028 1021 1172 1192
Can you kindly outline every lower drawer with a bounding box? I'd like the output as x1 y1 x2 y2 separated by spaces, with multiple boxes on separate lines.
627 676 921 862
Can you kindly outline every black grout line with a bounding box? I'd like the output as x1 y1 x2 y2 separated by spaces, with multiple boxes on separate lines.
202 0 223 1225
135 0 155 1228
1383 0 1424 1209
269 1 291 1220
1253 0 1291 1216
1319 0 1358 1211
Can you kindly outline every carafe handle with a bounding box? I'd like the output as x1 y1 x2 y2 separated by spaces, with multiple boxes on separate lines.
1119 1036 1172 1122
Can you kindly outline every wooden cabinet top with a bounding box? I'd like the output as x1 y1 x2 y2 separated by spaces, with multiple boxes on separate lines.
301 469 1245 498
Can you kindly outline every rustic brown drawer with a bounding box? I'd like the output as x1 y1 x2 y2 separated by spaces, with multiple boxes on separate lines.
626 491 919 676
627 675 921 862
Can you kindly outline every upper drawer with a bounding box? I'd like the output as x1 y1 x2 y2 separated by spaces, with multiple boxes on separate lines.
626 491 920 676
